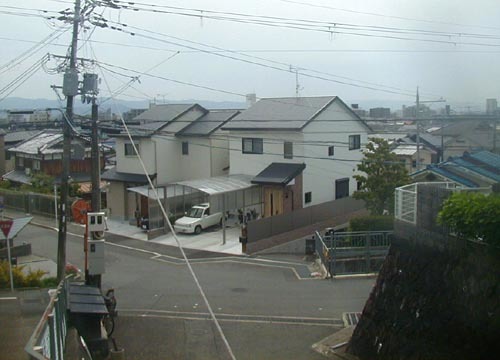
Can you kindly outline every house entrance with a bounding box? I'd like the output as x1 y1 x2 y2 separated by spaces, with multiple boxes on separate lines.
264 187 283 217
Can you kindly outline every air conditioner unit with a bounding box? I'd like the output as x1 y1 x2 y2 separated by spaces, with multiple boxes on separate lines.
25 168 31 176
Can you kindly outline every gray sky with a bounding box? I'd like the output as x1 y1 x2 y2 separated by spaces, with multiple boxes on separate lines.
1 0 499 109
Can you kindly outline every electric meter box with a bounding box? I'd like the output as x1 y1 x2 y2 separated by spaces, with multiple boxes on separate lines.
63 69 79 96
88 239 105 275
87 212 106 232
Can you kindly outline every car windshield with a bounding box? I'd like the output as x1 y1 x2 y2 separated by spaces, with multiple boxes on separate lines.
186 207 204 218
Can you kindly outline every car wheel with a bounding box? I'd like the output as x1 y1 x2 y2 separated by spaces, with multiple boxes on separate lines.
194 225 202 235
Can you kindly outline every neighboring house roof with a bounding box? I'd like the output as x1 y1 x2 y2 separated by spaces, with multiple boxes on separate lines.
251 162 306 185
133 104 194 122
101 167 152 183
2 170 31 185
223 96 370 131
430 120 491 137
392 144 435 156
4 130 42 145
8 130 90 155
177 109 241 136
412 150 500 187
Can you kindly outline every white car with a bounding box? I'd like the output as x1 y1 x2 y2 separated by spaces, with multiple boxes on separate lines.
173 203 223 234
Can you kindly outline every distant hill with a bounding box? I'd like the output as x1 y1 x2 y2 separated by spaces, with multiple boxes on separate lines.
0 97 246 115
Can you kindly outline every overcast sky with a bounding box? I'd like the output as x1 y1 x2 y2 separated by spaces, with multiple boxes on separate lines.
1 0 499 110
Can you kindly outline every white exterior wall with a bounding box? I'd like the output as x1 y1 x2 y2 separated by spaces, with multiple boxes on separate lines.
115 137 156 175
178 137 211 180
153 134 182 183
301 101 368 206
229 131 305 176
210 130 230 176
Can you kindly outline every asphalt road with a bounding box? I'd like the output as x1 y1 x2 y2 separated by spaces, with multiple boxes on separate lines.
17 224 375 359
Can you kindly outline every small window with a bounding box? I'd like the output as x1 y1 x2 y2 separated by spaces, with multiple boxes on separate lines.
242 138 263 154
328 146 334 156
348 135 361 150
412 160 417 168
18 157 24 167
33 160 41 170
284 141 293 159
125 143 138 156
305 192 312 204
335 178 349 199
182 141 189 155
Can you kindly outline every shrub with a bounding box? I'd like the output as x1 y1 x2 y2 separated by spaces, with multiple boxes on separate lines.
438 192 500 246
350 215 394 232
0 260 48 288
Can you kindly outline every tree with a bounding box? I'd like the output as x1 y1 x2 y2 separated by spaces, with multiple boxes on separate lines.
353 137 410 215
437 191 500 246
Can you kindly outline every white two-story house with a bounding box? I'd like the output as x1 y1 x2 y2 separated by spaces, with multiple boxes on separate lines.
222 96 371 217
102 103 240 220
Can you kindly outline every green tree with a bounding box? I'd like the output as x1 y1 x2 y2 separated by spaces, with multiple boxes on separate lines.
20 173 55 194
437 191 500 246
353 137 410 215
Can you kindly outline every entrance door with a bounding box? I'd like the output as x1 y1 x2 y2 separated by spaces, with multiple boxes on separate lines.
264 187 284 217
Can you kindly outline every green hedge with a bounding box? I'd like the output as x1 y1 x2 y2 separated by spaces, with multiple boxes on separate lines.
350 215 394 232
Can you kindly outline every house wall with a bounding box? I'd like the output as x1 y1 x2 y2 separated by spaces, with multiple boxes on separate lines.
397 149 434 174
107 181 139 221
115 137 156 175
228 131 305 176
302 100 368 206
178 137 212 180
210 132 229 176
153 135 181 183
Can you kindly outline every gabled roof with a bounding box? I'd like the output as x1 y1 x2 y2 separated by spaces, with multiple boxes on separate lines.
133 104 195 122
223 96 368 131
177 109 241 136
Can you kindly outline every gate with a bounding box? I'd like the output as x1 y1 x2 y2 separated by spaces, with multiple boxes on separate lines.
315 231 392 276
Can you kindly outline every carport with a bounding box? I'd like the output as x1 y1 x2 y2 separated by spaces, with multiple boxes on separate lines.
128 174 263 243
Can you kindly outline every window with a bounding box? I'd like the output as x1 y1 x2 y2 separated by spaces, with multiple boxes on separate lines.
348 135 361 150
328 146 334 156
335 178 349 199
242 138 263 154
18 157 24 167
125 143 139 156
182 141 189 155
33 160 41 171
412 160 417 168
284 141 293 159
305 192 312 204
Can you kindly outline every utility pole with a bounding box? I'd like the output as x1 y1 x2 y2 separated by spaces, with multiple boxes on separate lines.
415 87 446 169
57 0 81 282
91 99 101 212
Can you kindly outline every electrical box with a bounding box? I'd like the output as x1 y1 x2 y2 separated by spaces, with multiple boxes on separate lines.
82 73 99 95
87 212 106 232
63 68 79 96
88 239 105 275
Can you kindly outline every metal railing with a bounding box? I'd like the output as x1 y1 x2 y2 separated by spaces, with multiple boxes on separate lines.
0 189 60 218
315 231 393 276
394 182 492 225
25 279 70 360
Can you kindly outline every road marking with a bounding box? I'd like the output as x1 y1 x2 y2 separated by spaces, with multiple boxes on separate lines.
0 297 17 301
120 308 343 327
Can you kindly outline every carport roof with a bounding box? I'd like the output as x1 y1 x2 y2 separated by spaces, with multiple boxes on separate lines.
175 174 256 195
127 174 256 199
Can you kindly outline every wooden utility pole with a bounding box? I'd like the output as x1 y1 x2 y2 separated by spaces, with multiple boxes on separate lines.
57 0 81 282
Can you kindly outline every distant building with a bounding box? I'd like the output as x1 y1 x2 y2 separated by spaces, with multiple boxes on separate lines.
486 98 497 115
369 107 391 118
7 110 50 126
351 104 367 117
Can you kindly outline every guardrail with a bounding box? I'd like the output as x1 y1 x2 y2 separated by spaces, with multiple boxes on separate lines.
25 279 70 360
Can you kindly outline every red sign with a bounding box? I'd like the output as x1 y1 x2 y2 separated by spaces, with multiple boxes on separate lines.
0 220 13 237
